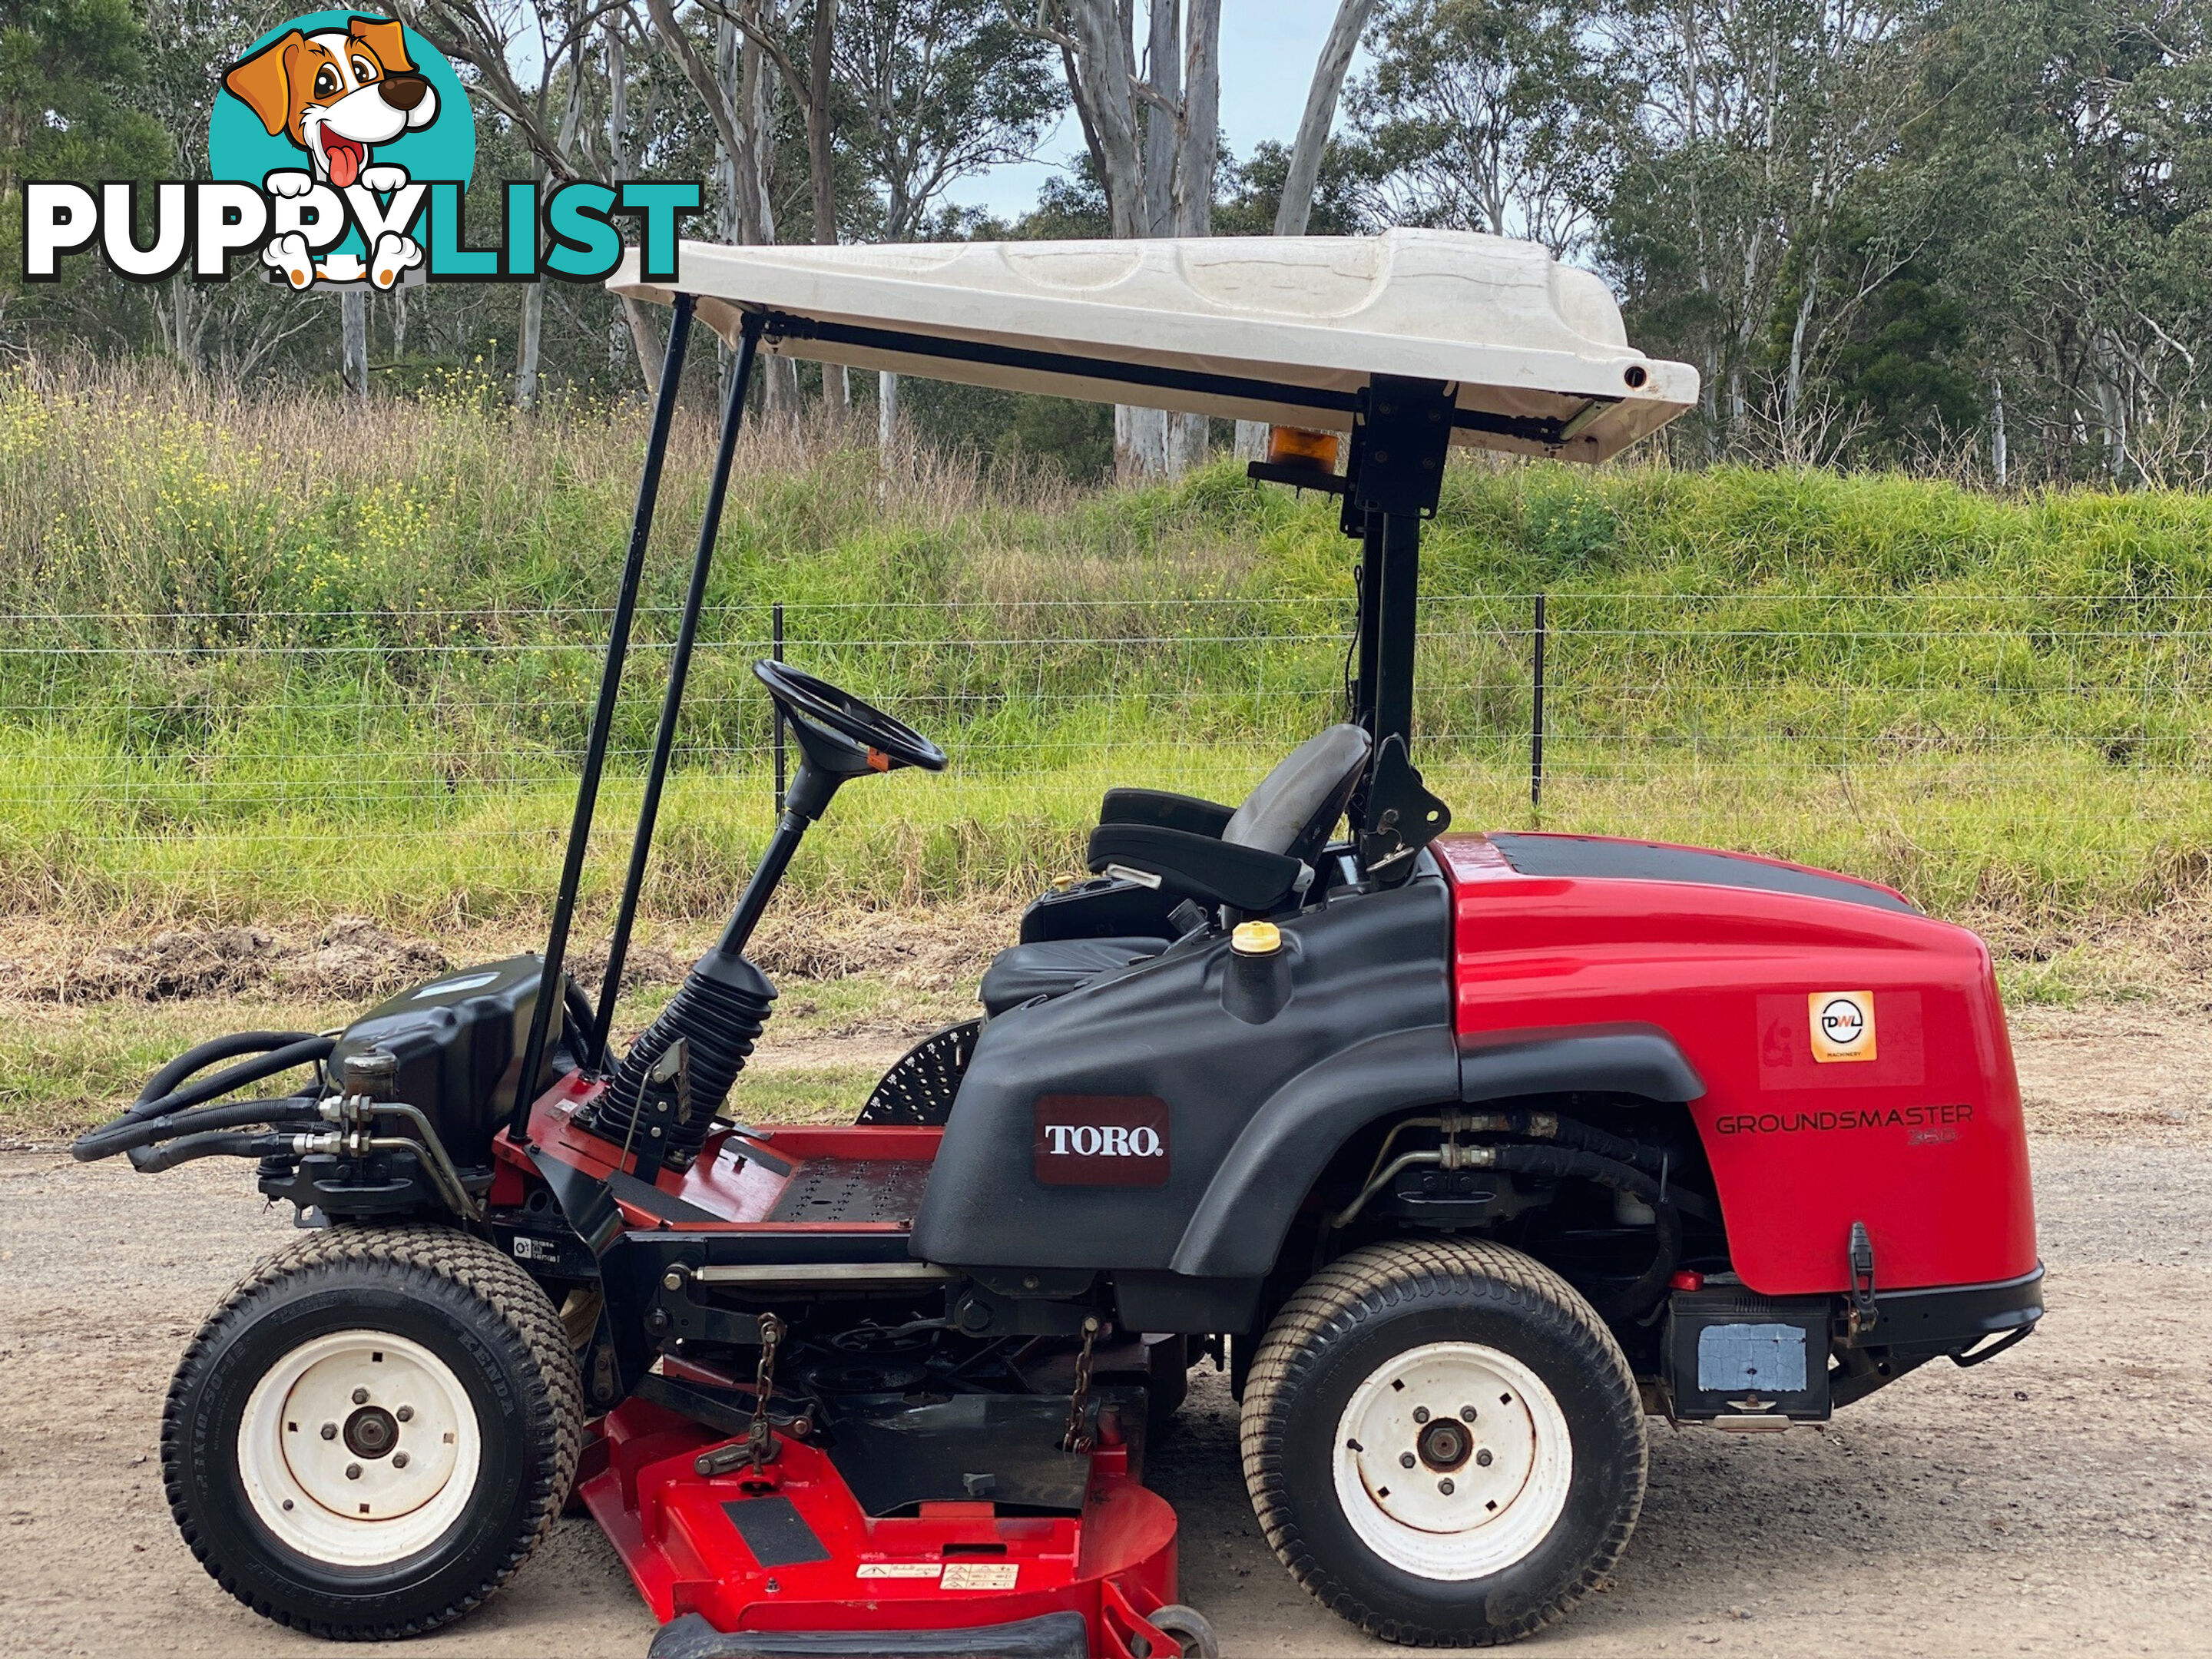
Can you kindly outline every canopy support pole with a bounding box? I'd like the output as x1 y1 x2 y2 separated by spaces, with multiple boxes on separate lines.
1343 376 1455 879
589 310 765 1069
510 295 696 1149
1345 512 1383 828
1369 511 1421 757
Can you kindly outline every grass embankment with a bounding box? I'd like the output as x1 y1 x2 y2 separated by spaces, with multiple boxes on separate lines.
4 361 2212 1132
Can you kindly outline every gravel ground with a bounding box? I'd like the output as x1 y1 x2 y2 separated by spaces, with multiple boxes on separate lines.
2 1006 2207 1659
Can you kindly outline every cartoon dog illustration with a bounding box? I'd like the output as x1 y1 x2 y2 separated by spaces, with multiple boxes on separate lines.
224 16 437 290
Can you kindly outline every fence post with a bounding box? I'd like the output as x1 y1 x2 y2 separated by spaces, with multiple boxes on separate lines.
1531 593 1547 813
772 601 787 815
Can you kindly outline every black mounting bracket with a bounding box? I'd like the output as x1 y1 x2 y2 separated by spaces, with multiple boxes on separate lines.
1358 733 1452 876
1343 376 1458 528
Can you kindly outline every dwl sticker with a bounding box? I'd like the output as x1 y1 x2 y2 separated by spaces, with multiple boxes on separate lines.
1809 992 1876 1062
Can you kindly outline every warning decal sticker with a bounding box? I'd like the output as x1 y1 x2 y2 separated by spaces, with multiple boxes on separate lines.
1809 991 1876 1062
940 1562 1021 1589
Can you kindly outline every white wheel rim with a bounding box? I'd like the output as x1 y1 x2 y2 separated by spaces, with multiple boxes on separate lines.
1331 1340 1572 1581
236 1330 482 1568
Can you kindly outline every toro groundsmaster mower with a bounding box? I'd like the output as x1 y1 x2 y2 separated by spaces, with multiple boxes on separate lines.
77 229 2041 1655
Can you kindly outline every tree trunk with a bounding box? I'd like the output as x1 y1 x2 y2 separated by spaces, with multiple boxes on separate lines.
1174 0 1219 236
1063 0 1146 236
809 0 846 415
1989 371 2008 488
340 290 368 401
1228 0 1346 449
1117 404 1167 482
717 15 744 240
1063 0 1190 479
1275 0 1371 237
517 280 545 409
621 299 662 395
1166 0 1219 475
740 2 799 422
606 15 661 396
1140 0 1178 237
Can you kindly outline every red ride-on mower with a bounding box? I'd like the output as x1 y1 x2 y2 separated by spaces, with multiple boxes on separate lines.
77 230 2041 1655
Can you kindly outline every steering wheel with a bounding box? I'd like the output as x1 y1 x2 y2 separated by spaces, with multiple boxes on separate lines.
753 659 947 773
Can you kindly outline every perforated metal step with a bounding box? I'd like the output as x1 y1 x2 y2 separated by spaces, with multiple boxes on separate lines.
767 1158 933 1225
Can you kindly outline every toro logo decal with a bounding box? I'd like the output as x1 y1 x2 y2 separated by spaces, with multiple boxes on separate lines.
1033 1095 1170 1187
1809 991 1876 1062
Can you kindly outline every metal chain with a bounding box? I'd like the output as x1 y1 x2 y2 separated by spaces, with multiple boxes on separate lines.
747 1313 785 1470
1061 1316 1101 1452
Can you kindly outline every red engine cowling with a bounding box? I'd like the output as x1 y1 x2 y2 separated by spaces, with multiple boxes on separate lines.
1436 833 2037 1296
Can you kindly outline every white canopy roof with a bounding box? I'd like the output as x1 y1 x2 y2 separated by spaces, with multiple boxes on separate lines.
611 228 1697 463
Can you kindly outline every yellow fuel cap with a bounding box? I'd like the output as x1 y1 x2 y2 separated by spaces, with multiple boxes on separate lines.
1231 921 1283 955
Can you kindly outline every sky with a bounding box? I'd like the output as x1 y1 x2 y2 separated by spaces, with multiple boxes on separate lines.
949 3 1370 220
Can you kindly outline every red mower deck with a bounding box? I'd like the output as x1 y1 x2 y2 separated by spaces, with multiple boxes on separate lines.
583 1399 1179 1657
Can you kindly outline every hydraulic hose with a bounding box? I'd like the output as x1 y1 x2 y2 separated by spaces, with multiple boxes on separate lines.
130 1031 317 1116
121 1035 334 1125
130 1130 295 1174
563 979 597 1056
1465 1108 1681 1183
74 1095 320 1164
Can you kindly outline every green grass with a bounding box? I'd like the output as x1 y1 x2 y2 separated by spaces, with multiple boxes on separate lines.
0 999 347 1136
0 994 903 1139
5 361 2212 946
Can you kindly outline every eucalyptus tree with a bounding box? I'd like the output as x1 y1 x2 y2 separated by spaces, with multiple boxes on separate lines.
1903 0 2212 482
837 0 1061 445
1021 0 1221 477
1349 0 1629 257
1594 0 1936 452
1230 0 1376 461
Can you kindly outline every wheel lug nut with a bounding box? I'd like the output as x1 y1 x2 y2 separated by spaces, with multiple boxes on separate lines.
1476 1449 1494 1467
1459 1406 1478 1422
320 1422 337 1441
351 1388 369 1406
1399 1452 1416 1469
396 1406 414 1423
392 1452 410 1469
1439 1478 1455 1495
1412 1406 1430 1423
346 1463 363 1480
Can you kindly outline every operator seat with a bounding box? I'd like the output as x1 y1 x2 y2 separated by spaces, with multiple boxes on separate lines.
977 724 1372 1016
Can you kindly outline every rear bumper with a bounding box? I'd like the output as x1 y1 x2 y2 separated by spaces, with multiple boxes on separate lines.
1849 1263 2045 1356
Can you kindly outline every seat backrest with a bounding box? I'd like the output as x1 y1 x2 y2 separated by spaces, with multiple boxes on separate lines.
1221 724 1373 862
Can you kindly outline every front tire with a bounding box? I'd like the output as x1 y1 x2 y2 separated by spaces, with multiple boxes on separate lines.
163 1224 582 1638
1240 1239 1646 1647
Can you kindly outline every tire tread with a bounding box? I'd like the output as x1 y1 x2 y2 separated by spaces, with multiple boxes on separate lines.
162 1223 582 1641
1240 1237 1646 1647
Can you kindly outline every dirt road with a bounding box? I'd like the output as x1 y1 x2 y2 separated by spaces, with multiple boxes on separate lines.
2 1008 2208 1658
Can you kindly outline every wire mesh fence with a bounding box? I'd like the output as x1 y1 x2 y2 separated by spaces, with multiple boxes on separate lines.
4 592 2209 906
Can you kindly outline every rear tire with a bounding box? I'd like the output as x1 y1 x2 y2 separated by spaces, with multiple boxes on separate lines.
163 1224 581 1638
1240 1238 1645 1647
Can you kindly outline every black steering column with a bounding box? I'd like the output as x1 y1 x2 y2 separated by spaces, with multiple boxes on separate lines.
590 662 945 1164
714 661 947 957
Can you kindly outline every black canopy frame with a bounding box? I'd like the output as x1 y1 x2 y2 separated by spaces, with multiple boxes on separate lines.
508 306 1462 1147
